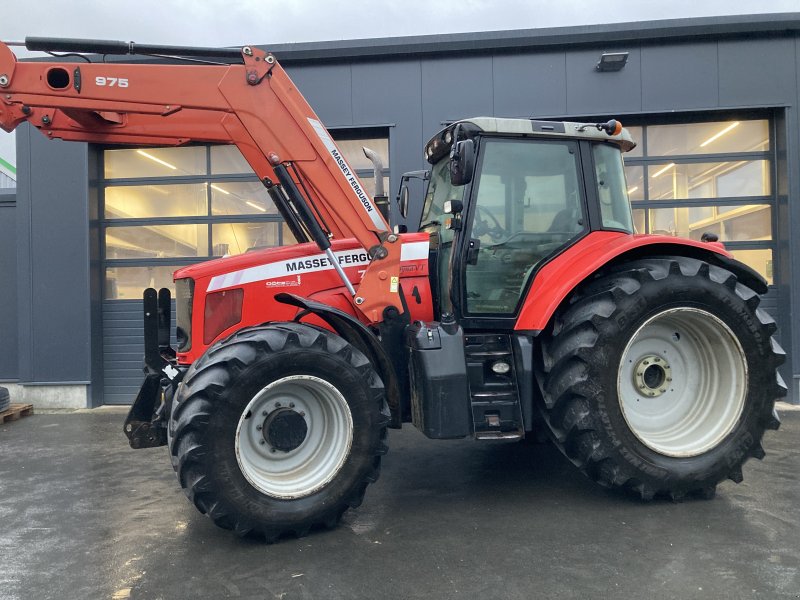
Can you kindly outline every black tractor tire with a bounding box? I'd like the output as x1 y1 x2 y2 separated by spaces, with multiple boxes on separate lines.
168 322 389 541
0 386 9 413
537 256 785 500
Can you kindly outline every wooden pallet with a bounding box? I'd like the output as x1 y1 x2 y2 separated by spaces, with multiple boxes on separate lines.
0 404 34 424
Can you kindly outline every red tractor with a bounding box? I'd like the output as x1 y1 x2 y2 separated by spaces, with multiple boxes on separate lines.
0 38 784 541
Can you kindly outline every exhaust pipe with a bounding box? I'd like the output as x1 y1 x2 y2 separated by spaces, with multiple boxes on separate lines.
362 146 389 221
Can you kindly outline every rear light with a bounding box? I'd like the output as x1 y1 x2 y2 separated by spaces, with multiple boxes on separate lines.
175 278 194 352
204 288 244 344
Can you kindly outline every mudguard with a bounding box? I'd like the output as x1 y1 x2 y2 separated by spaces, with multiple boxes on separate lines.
516 231 767 332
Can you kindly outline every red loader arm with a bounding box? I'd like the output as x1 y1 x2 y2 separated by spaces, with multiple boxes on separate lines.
0 38 402 323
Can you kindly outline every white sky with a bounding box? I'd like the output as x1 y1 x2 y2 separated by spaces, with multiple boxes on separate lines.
1 0 798 168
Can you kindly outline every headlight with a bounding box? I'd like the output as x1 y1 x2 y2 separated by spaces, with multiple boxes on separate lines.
203 288 244 344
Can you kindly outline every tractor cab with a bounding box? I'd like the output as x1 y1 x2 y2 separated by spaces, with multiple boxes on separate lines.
416 117 637 323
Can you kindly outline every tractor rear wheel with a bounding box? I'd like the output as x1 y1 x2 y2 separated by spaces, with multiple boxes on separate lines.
168 322 389 540
538 256 785 500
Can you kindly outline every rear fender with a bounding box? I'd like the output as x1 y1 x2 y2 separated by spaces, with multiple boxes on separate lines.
515 232 767 332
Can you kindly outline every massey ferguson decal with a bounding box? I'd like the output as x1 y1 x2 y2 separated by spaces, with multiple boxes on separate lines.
206 241 429 293
307 118 388 232
207 248 370 292
285 251 369 272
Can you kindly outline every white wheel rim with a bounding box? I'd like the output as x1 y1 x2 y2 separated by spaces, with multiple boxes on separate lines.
235 375 353 499
617 307 747 457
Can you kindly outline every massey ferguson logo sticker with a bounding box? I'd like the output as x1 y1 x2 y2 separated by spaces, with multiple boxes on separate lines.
307 118 388 232
330 148 374 214
207 249 371 292
285 252 369 273
207 242 428 293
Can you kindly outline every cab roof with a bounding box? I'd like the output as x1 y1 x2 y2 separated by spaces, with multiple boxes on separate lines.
424 117 637 163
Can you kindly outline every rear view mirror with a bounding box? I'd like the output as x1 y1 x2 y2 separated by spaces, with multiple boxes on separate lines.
399 184 410 218
449 140 474 186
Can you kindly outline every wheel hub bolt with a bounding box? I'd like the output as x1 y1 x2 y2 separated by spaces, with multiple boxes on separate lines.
633 354 672 398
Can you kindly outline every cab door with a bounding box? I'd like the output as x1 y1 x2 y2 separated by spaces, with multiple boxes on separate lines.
457 137 589 326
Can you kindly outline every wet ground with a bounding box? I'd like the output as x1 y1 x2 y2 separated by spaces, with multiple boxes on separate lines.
0 407 798 600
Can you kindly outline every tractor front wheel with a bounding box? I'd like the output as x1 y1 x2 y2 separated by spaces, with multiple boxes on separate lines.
168 322 388 540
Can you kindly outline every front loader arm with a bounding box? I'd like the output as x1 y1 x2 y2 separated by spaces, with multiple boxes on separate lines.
0 38 401 322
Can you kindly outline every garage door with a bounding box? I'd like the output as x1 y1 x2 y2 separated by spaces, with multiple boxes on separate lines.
99 134 390 404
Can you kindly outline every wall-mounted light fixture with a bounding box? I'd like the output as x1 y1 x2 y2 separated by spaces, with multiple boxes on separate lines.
596 52 629 72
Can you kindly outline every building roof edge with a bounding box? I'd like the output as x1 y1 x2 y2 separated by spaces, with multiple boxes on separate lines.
262 13 800 62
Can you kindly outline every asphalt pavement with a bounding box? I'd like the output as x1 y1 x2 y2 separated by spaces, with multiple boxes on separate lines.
0 407 798 600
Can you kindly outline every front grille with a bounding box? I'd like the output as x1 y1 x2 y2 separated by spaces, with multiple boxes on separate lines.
175 278 194 352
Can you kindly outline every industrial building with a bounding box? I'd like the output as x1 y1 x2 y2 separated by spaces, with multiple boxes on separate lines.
2 13 799 406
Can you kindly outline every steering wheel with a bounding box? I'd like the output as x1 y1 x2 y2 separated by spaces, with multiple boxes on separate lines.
473 206 505 241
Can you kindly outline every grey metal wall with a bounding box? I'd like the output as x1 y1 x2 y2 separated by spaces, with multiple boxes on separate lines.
15 126 93 386
0 189 18 380
11 22 800 403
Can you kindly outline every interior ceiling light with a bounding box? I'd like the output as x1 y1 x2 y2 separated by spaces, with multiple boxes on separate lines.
652 163 676 178
246 201 266 212
136 149 177 170
700 122 740 147
627 186 639 194
209 184 230 195
596 52 629 72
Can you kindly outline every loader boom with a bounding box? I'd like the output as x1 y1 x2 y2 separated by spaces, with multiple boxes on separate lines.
0 38 401 322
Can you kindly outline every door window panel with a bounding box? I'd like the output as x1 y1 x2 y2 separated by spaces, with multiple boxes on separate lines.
104 146 206 179
210 145 253 174
648 205 771 242
212 222 282 256
465 139 584 314
624 165 645 201
105 266 179 299
106 224 208 259
646 120 769 156
105 183 208 218
647 160 770 200
210 181 279 215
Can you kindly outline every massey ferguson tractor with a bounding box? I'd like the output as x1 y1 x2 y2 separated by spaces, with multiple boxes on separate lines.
0 38 785 541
